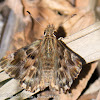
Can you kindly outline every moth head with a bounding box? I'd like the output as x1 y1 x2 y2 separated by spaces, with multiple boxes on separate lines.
44 24 56 37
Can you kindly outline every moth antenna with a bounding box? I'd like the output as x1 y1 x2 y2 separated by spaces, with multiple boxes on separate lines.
60 14 77 27
27 11 45 28
39 11 50 25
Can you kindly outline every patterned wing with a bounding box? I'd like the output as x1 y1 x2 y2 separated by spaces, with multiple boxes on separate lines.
55 40 82 93
0 40 42 92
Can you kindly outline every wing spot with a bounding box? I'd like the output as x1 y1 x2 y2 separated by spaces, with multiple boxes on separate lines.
26 48 33 55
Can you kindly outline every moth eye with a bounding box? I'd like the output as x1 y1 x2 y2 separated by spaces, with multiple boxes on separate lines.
54 31 57 36
44 31 46 35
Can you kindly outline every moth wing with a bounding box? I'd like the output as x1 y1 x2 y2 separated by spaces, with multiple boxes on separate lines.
0 40 42 92
56 40 82 92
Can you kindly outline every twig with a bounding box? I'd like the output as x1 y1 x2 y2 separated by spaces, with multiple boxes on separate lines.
62 21 100 63
96 90 100 100
62 21 100 44
0 10 16 59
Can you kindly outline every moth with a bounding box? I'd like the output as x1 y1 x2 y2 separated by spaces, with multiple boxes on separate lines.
0 24 82 93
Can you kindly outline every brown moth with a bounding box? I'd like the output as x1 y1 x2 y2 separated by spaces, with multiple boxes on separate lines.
0 24 82 93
